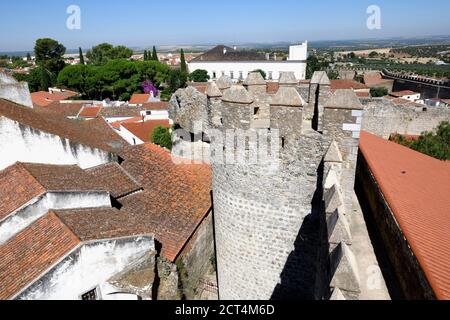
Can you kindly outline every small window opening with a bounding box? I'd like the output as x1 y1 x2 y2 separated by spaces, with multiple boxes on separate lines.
254 107 259 116
281 137 285 148
81 288 98 300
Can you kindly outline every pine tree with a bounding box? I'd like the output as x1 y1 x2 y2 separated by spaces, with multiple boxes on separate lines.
79 47 85 65
152 46 158 61
180 48 187 73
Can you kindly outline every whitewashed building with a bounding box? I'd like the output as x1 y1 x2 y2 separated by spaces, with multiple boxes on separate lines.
188 42 308 81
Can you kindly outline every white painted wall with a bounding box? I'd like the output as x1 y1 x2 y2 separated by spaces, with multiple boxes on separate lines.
188 61 307 82
117 124 145 145
288 41 308 61
15 236 155 300
139 110 171 121
188 43 308 81
0 192 111 244
0 117 114 170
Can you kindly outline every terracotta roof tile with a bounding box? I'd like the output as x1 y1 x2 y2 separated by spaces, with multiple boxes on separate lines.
129 94 151 104
390 90 419 97
141 101 169 110
0 99 125 154
359 131 450 300
35 102 84 117
331 79 369 90
0 212 80 299
31 91 67 107
85 162 142 198
100 106 147 117
0 163 45 221
122 120 170 143
58 143 212 262
0 162 107 221
78 105 102 118
20 162 107 193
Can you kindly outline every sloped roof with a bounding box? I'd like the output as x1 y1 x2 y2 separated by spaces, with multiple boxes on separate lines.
78 105 102 118
0 163 45 221
35 101 84 117
85 162 142 198
122 120 170 143
0 99 125 154
129 94 150 104
31 91 68 107
0 212 80 299
58 143 212 262
100 106 147 117
191 45 266 62
330 80 369 90
359 131 450 300
0 162 107 221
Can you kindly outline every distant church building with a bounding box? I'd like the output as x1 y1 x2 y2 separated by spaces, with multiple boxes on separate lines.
188 42 308 81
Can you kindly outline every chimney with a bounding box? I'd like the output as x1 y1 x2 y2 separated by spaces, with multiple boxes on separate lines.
223 47 227 55
265 53 270 60
233 46 237 51
274 53 277 61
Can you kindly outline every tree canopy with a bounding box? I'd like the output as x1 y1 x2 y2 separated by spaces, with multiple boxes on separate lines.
32 38 66 90
189 69 210 82
151 125 172 150
251 69 266 80
57 59 171 100
86 43 133 65
180 49 187 74
393 121 450 160
370 87 388 97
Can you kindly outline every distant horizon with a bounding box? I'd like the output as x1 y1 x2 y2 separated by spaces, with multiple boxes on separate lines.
2 34 450 56
2 0 450 52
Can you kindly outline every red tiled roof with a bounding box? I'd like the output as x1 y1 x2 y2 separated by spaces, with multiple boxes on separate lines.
0 99 125 154
78 105 102 118
331 79 369 90
0 212 80 299
359 131 450 300
0 163 45 221
35 102 84 117
85 162 142 198
122 120 170 143
31 91 67 107
141 102 169 110
110 117 143 129
390 90 419 97
189 82 208 94
129 94 150 104
356 92 371 98
0 162 107 221
58 143 212 262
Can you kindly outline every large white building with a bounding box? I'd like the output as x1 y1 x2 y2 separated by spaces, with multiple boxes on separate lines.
188 42 308 81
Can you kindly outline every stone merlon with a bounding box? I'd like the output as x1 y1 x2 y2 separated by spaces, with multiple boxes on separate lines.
324 89 364 110
270 86 305 107
278 72 298 86
221 85 254 104
206 82 223 98
310 71 331 85
216 75 233 90
243 72 266 86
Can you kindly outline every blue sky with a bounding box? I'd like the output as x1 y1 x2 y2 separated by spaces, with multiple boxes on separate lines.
1 0 450 51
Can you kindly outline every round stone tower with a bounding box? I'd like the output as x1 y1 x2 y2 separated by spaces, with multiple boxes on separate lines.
209 73 328 299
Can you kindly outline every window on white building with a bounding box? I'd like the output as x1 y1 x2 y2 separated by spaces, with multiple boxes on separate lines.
268 71 273 80
81 287 99 300
239 71 243 80
221 71 225 76
212 71 217 79
230 71 234 79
